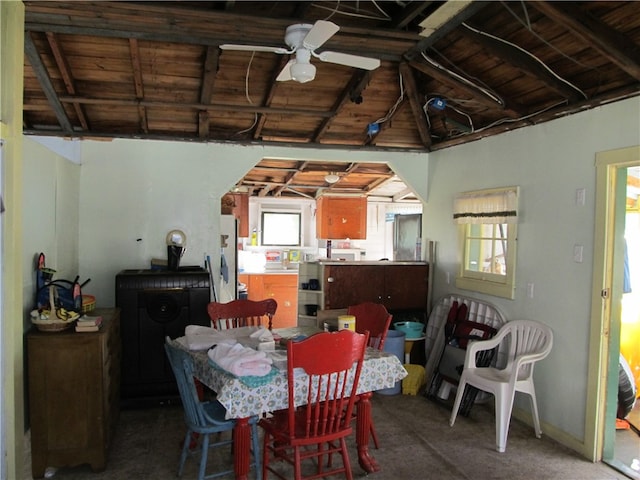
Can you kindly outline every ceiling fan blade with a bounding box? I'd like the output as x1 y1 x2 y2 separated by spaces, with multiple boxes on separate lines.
317 51 381 70
276 59 295 82
220 44 289 54
303 20 339 50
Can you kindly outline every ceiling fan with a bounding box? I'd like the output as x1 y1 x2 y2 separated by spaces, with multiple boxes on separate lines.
220 20 381 83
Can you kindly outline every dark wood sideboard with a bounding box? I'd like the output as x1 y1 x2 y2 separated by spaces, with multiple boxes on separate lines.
27 308 121 478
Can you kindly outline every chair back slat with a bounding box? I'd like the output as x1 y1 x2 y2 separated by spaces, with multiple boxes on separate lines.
347 302 392 351
286 330 368 444
207 298 277 330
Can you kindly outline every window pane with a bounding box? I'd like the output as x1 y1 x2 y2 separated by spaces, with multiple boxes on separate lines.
261 212 301 246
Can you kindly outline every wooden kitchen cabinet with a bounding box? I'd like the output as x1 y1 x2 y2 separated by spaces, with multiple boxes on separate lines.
316 196 367 239
222 193 249 237
27 308 121 478
321 262 429 311
237 273 298 328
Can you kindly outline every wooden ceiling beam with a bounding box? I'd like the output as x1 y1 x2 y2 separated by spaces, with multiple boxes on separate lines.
24 32 74 134
531 1 640 81
198 46 220 138
128 38 148 134
460 23 585 103
24 5 415 61
56 95 335 117
408 59 523 118
254 56 290 140
398 62 432 149
45 32 89 131
313 70 372 143
389 1 433 30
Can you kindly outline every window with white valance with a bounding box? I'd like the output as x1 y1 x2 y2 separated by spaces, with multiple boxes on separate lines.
454 186 519 299
453 186 518 224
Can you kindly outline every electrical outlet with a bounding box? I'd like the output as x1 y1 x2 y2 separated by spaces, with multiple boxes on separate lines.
576 188 586 206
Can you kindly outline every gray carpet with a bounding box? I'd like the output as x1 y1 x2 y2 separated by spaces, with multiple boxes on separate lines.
24 393 631 480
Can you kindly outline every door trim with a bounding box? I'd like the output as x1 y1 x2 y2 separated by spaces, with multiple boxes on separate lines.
588 145 640 461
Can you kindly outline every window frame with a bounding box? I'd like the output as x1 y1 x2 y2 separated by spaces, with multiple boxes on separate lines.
454 186 518 299
260 211 302 246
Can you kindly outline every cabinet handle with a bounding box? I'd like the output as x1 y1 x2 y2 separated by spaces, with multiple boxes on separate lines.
327 277 334 283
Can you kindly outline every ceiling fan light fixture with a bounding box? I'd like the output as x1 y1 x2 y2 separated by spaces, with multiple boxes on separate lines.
290 61 316 83
325 172 340 184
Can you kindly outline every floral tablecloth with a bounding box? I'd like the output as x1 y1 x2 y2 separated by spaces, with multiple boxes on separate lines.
172 334 407 420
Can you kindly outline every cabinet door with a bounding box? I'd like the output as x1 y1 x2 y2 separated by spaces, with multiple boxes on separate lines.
316 197 367 239
262 275 298 328
323 265 384 309
384 264 429 310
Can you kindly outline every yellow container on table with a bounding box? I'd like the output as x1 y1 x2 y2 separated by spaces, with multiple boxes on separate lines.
338 315 356 332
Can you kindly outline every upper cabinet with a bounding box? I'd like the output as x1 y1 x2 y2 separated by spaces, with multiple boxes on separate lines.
316 196 367 239
222 193 249 237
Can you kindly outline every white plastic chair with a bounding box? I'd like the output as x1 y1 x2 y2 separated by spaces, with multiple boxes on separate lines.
449 320 553 452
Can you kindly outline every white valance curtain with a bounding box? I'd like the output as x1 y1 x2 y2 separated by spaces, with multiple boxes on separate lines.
453 187 518 224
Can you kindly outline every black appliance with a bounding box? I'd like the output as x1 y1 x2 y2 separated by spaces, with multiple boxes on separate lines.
115 268 210 406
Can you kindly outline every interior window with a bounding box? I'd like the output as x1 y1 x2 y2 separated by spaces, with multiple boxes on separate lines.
261 212 301 246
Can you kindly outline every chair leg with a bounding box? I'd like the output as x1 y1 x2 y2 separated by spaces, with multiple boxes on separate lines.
262 432 269 480
198 433 209 480
370 421 380 449
251 423 262 480
449 378 467 426
528 388 542 438
495 389 516 453
293 445 303 480
178 430 192 477
339 437 353 480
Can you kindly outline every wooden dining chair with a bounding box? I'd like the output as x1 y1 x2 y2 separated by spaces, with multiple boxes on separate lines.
164 338 262 480
207 298 277 330
347 302 392 449
259 330 369 480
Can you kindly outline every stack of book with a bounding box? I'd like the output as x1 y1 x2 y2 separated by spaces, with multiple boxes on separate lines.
75 314 103 332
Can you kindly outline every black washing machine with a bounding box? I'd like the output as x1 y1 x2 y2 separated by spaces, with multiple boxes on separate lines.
115 268 210 406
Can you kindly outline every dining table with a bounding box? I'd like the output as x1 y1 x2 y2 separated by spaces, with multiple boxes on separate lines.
170 326 407 480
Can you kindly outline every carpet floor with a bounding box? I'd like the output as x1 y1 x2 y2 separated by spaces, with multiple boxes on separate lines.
24 392 636 480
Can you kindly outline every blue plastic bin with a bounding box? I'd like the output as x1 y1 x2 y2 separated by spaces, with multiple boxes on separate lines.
377 330 406 395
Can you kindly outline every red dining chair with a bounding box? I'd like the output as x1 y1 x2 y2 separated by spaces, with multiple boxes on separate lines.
207 298 277 330
259 330 369 480
347 302 392 449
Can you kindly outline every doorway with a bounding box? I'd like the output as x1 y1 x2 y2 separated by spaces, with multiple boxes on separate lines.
592 146 640 479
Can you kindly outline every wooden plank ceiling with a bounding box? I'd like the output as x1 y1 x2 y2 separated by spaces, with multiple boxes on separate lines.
22 1 640 199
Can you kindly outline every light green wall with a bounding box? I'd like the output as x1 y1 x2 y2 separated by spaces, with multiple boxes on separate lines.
22 138 81 322
1 2 25 478
76 139 428 306
423 98 640 453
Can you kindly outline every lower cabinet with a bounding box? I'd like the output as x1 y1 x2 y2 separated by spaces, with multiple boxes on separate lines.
298 262 429 315
238 273 298 328
27 308 121 478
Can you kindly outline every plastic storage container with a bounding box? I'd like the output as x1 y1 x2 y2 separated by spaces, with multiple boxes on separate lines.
378 330 406 395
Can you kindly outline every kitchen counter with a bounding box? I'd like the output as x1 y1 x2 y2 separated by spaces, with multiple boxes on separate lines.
240 269 298 275
317 260 428 266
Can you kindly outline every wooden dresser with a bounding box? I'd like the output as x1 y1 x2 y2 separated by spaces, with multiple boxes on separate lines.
27 308 121 478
